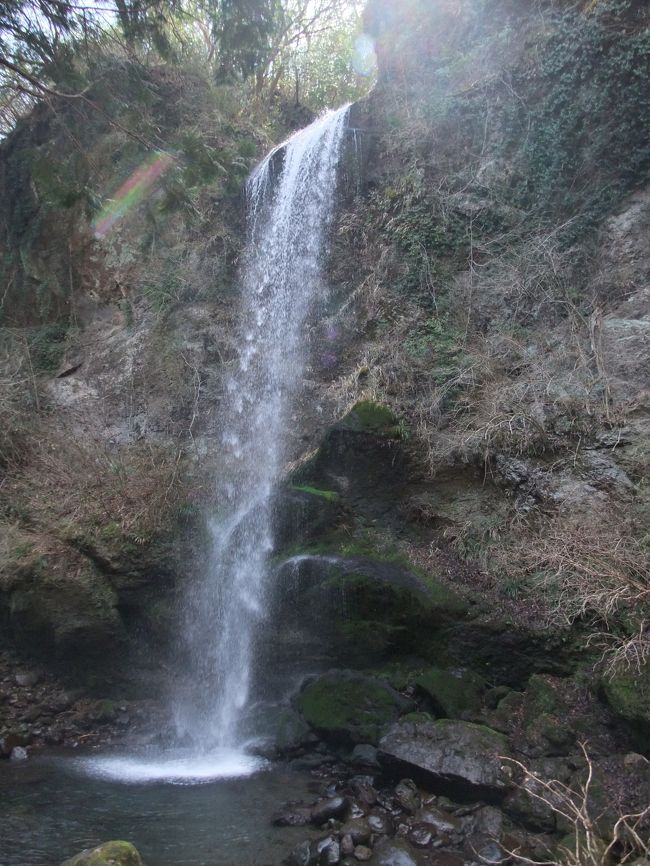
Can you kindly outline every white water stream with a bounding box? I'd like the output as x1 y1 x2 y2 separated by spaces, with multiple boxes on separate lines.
85 105 351 783
81 106 350 783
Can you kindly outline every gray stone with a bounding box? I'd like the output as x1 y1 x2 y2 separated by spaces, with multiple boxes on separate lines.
317 836 340 866
351 744 379 769
286 840 313 866
311 796 348 825
409 824 434 848
339 819 371 845
414 806 460 835
379 719 512 800
373 839 424 866
394 778 420 814
272 804 312 827
10 745 28 761
367 810 395 836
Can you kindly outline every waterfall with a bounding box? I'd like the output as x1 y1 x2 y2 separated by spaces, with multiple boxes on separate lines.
174 104 351 753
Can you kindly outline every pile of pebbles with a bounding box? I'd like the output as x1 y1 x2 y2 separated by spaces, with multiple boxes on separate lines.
274 775 513 866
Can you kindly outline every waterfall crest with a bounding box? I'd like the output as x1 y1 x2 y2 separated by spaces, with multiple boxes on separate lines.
175 104 350 752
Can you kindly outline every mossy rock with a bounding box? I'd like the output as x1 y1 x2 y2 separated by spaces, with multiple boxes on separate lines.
491 690 525 733
335 401 403 438
61 840 143 866
416 667 486 719
602 663 650 752
272 486 342 548
273 707 311 752
523 675 562 720
5 552 123 657
297 670 411 745
270 552 468 667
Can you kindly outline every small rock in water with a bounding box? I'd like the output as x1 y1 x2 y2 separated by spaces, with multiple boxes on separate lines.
367 810 395 836
351 744 380 769
409 824 434 848
1 732 30 757
311 795 348 825
414 807 460 835
60 840 143 866
373 840 423 866
341 835 355 857
285 840 312 866
10 746 28 762
340 819 371 845
317 837 340 866
272 803 312 827
291 755 326 772
349 777 378 807
353 846 373 862
395 779 420 814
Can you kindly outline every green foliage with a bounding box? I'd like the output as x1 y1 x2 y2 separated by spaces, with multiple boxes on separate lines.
403 315 460 360
373 173 468 299
446 0 650 236
515 1 650 229
285 20 376 111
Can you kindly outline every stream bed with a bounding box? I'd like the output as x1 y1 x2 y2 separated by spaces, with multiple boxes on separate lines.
0 750 319 866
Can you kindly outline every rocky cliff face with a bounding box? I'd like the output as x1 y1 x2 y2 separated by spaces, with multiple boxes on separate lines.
0 1 649 835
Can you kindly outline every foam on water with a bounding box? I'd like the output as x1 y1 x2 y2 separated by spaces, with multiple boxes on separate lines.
67 748 266 785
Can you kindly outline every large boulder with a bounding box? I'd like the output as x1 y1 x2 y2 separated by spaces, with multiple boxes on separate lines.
378 718 512 801
272 485 342 548
61 841 143 866
415 667 485 719
296 670 411 745
266 552 468 667
291 401 409 522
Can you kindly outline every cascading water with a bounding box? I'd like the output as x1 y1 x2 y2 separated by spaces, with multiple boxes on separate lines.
171 104 351 762
80 105 350 783
78 104 351 784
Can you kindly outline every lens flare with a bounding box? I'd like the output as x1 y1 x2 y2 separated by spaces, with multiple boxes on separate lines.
92 151 174 239
352 34 377 77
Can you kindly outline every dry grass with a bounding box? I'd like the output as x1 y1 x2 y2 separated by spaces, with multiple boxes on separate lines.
0 331 39 468
5 429 188 544
492 512 650 677
501 745 650 866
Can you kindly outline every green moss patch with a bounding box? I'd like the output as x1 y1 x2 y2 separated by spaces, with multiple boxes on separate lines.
602 663 650 752
63 841 143 866
336 400 403 438
297 670 410 745
416 667 486 719
290 484 340 502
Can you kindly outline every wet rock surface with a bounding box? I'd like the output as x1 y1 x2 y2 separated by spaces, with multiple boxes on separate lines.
0 648 162 759
296 671 412 746
378 719 512 801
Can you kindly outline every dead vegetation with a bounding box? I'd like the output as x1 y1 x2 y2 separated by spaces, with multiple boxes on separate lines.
4 430 190 545
503 745 650 866
0 330 39 468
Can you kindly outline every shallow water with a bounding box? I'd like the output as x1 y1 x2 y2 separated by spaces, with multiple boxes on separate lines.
0 750 320 866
